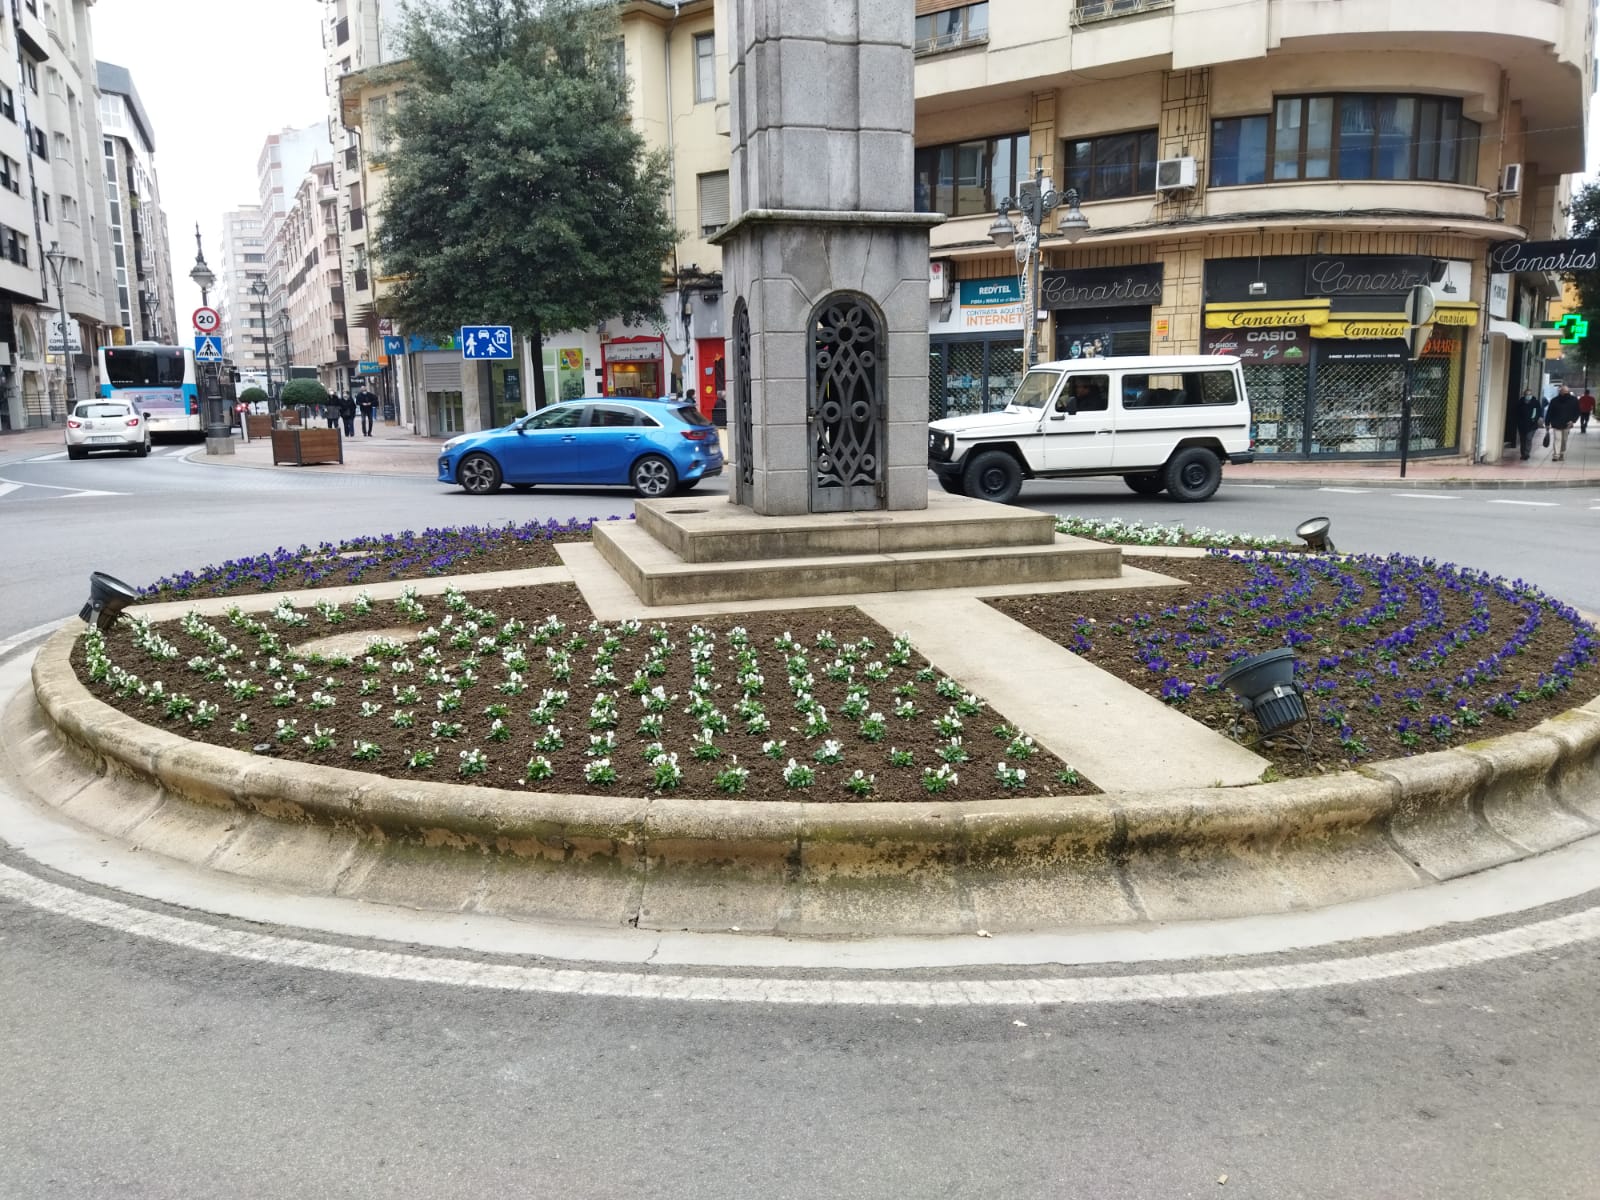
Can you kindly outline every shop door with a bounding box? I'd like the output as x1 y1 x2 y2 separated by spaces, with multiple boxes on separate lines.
695 338 724 421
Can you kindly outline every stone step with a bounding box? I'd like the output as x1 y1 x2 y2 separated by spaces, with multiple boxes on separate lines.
635 492 1059 563
593 520 1122 607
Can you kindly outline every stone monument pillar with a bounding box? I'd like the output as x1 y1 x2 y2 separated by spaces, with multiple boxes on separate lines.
712 0 941 516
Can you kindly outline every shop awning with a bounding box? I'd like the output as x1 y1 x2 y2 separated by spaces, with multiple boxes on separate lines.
1310 319 1410 340
1432 302 1480 327
1489 318 1533 342
1204 300 1330 330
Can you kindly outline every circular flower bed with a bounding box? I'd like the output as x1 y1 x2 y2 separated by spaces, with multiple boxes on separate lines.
993 552 1598 775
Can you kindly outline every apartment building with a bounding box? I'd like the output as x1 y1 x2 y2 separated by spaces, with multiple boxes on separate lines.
256 124 331 384
216 205 268 375
96 61 177 347
0 0 121 431
281 161 349 391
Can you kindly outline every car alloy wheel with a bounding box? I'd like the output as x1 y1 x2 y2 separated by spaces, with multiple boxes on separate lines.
631 454 677 497
457 452 503 495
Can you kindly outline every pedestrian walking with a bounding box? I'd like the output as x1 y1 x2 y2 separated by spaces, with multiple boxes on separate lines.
1512 389 1541 461
1579 387 1595 433
325 399 339 430
356 386 378 436
1546 384 1580 461
338 391 357 437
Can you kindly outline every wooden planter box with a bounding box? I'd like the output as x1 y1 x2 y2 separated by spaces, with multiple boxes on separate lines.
270 428 344 466
280 409 302 427
245 414 273 439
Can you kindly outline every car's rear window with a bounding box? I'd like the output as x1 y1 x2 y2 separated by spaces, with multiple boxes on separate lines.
75 403 131 419
665 404 713 427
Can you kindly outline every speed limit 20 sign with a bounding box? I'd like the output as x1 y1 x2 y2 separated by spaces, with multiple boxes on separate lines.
192 307 220 334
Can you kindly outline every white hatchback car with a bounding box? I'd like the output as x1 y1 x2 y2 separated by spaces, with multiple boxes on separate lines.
65 400 151 459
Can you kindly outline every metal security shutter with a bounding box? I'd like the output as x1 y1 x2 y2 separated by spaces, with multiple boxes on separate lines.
423 359 460 390
697 171 729 236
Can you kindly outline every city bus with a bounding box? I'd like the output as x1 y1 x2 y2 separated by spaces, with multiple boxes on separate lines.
98 342 200 437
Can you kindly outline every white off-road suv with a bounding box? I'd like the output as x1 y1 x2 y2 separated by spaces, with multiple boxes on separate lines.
928 354 1255 504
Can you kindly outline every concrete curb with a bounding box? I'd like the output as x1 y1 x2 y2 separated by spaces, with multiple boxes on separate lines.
22 620 1600 934
1229 474 1600 492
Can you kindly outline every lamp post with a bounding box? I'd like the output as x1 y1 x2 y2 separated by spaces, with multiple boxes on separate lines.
42 241 75 419
989 160 1089 366
250 278 274 414
187 226 229 448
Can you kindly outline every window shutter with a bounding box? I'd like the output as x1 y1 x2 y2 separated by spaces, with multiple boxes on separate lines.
697 171 729 232
423 360 460 390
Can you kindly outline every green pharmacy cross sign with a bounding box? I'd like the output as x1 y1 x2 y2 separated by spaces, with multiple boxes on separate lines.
1556 313 1589 344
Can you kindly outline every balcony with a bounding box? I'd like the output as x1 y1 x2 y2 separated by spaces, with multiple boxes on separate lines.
1071 0 1172 24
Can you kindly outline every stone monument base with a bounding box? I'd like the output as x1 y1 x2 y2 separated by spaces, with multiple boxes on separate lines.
593 493 1122 607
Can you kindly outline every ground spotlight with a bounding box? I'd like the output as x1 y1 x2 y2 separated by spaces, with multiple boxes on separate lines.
1218 647 1309 743
79 572 140 631
1295 516 1335 552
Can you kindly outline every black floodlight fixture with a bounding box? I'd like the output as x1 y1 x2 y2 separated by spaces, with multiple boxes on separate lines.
1218 647 1308 740
1295 515 1335 553
79 572 141 631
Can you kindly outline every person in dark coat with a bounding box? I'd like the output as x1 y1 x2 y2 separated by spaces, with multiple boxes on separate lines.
1546 384 1580 461
356 387 378 436
1512 390 1541 461
325 399 340 429
338 391 357 436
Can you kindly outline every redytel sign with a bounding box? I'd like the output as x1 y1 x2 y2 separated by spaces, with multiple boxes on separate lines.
1488 239 1600 275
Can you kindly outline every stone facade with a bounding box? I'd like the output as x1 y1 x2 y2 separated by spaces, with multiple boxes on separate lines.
718 0 939 515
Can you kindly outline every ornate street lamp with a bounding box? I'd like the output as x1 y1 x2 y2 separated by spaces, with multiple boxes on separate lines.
990 162 1090 365
250 278 274 412
42 241 75 417
188 222 215 307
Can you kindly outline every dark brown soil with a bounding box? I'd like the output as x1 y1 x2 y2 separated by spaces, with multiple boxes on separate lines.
79 585 1094 803
990 553 1598 776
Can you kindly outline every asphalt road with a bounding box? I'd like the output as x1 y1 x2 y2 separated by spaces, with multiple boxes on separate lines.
1 443 1598 1198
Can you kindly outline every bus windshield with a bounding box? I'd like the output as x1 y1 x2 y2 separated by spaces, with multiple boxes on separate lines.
104 347 188 388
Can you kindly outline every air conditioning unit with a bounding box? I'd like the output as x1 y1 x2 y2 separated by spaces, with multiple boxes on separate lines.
1499 163 1523 197
1156 156 1198 193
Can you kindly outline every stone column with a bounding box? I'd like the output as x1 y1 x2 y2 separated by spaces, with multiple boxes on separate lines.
714 0 940 516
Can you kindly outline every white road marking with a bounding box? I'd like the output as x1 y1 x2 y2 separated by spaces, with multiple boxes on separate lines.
0 483 21 500
0 475 128 499
1489 499 1560 507
56 489 124 499
24 452 66 463
1230 483 1277 489
1 859 1594 1006
1392 492 1460 501
1319 487 1372 494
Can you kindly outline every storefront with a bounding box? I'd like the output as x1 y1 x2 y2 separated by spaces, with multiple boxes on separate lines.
601 335 665 398
1045 263 1162 361
1201 255 1476 459
927 276 1026 419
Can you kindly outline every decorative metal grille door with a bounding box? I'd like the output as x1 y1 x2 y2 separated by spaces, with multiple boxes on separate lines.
809 295 885 512
732 298 753 506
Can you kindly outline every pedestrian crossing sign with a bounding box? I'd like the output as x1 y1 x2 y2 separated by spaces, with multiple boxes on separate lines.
193 335 223 362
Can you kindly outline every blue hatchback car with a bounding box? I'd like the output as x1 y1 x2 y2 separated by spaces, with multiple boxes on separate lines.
437 397 724 498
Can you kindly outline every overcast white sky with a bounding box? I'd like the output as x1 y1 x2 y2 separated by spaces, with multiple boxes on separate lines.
91 0 330 325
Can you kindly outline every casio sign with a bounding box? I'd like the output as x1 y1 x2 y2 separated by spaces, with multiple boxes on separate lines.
1246 330 1297 342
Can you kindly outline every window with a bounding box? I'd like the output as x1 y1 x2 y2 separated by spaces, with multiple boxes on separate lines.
692 33 715 103
607 37 625 80
1 223 27 266
0 155 18 194
697 170 728 236
1063 129 1159 200
51 131 68 160
1056 374 1109 413
1212 95 1479 188
0 85 13 123
40 192 49 222
28 123 45 159
367 95 390 157
915 2 989 54
23 58 37 95
525 406 583 430
1122 371 1239 408
914 131 1030 218
589 406 639 428
61 194 77 224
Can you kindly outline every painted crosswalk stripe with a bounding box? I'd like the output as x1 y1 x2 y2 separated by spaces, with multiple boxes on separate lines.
1319 487 1371 494
1393 492 1459 500
1489 499 1559 507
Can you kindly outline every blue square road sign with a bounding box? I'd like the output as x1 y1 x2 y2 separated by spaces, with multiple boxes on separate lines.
460 325 514 360
193 334 224 362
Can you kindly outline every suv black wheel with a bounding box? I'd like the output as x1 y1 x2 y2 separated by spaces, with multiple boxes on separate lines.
457 452 503 495
1163 447 1222 502
937 474 965 495
963 450 1023 505
1123 472 1164 496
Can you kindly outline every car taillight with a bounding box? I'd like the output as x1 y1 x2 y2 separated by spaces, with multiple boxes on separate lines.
681 429 714 441
67 419 81 429
125 417 141 427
